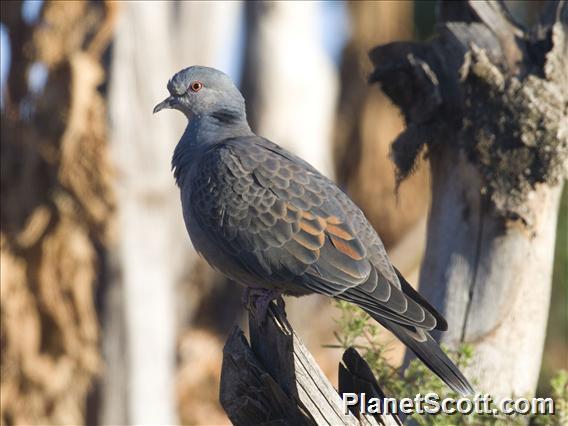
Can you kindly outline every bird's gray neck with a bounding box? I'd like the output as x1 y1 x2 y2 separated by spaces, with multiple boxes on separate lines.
172 111 252 186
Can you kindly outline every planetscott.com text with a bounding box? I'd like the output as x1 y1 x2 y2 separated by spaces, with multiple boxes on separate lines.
342 392 556 417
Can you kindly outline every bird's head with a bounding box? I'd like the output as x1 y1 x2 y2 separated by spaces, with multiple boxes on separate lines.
153 66 246 124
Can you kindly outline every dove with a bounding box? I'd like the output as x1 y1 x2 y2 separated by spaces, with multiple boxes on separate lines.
154 66 473 395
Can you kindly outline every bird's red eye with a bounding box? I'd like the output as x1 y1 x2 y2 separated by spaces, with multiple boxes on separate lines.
190 81 203 92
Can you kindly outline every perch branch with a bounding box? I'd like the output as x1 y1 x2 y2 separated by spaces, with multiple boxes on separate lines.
220 300 400 425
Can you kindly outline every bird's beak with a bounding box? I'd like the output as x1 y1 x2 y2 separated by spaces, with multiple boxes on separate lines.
153 95 176 114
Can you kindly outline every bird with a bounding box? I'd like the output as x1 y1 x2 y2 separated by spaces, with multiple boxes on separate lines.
153 65 474 396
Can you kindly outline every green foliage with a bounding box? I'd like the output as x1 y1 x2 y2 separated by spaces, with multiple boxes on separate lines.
331 301 401 391
540 185 568 393
331 301 566 425
533 370 568 426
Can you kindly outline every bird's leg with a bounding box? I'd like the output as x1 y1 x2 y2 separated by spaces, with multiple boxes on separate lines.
241 287 251 306
243 287 284 322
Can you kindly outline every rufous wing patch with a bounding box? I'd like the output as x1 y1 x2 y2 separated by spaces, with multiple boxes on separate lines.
326 223 354 240
329 235 364 260
288 208 366 262
326 215 342 225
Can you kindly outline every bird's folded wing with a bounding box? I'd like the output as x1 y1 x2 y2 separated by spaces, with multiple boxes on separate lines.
191 137 440 330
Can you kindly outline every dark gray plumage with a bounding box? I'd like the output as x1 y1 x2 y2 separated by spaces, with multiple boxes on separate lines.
154 66 473 396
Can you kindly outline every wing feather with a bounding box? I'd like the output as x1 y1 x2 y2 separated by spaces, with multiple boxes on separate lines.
190 137 443 330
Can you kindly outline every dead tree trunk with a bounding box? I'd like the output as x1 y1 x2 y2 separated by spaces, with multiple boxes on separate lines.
220 301 400 426
368 0 567 398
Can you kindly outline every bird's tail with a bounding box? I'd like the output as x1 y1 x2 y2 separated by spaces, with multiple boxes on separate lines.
369 313 474 396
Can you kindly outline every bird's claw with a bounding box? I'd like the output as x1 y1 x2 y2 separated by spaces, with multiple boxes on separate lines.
243 287 283 322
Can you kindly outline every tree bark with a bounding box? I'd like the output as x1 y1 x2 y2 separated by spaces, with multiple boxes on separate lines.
0 1 116 424
369 0 567 398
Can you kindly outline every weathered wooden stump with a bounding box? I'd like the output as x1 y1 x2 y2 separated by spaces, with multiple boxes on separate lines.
220 300 401 426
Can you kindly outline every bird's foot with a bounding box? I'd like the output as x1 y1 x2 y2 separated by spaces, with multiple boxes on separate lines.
243 287 284 322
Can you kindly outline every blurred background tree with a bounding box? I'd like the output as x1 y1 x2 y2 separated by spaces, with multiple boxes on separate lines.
102 2 240 424
334 0 430 252
0 1 565 425
1 1 116 424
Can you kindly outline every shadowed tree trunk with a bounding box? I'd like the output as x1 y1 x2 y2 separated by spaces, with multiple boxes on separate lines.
0 1 116 424
334 1 430 253
369 0 567 398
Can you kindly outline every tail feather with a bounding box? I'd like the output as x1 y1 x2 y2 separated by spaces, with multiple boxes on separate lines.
370 313 474 396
